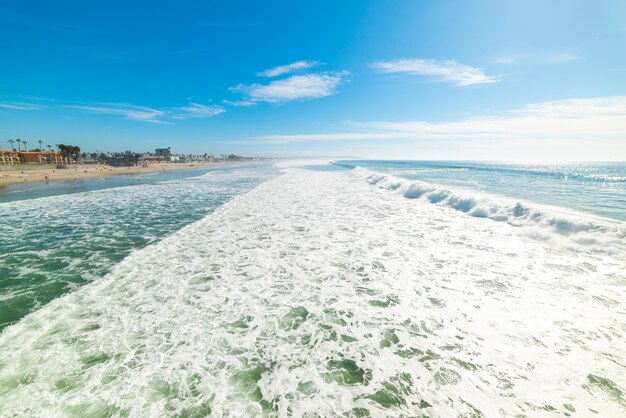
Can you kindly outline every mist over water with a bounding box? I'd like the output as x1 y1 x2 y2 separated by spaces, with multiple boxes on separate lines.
0 162 624 416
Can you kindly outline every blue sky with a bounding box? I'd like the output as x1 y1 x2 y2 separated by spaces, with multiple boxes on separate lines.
1 0 625 160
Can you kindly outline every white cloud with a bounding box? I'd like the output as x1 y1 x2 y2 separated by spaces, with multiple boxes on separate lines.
5 98 230 123
246 96 626 146
520 96 626 117
230 72 348 103
222 99 257 107
66 104 167 123
258 60 320 77
0 102 44 110
371 59 499 86
177 103 225 118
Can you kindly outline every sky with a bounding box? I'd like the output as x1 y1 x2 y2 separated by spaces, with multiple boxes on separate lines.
1 0 625 160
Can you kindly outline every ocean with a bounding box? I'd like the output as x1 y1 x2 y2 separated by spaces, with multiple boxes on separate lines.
0 161 624 417
0 165 280 331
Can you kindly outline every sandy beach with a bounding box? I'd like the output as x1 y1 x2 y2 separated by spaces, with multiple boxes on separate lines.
0 162 242 187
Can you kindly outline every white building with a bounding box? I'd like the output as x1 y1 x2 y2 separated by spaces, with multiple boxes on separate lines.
155 147 172 157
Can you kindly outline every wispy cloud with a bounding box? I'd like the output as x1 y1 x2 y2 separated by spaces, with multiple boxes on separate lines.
230 72 348 103
258 60 320 77
0 102 45 110
65 104 167 123
244 96 626 144
520 96 625 117
371 59 499 86
237 132 402 144
493 51 580 65
176 103 225 118
3 98 230 123
222 99 257 107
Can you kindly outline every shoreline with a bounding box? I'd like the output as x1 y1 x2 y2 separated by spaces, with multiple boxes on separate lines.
0 162 245 187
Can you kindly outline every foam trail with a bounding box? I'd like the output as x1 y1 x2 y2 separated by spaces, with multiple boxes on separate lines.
0 168 624 417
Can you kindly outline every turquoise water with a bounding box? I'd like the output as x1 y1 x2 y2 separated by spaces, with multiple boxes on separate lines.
2 160 624 331
0 164 278 330
0 166 241 203
333 161 626 221
0 161 624 416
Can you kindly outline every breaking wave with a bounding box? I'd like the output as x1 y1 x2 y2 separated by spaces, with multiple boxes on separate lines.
353 167 626 256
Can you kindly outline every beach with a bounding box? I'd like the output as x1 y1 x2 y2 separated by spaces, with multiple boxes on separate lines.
0 162 242 187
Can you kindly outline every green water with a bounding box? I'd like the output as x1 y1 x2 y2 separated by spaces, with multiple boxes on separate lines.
0 165 277 331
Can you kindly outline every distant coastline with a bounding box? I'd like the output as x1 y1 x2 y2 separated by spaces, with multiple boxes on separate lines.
0 161 247 187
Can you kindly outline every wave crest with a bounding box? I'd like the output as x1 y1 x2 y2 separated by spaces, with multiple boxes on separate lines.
353 167 626 256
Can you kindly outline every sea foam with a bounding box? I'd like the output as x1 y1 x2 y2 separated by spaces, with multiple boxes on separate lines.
353 166 626 257
0 168 624 417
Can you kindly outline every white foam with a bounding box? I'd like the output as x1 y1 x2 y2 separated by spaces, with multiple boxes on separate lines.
353 166 626 258
0 168 624 417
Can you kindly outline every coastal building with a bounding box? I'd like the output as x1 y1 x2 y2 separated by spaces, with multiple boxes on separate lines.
0 150 20 165
107 153 140 167
0 150 65 165
155 147 172 157
154 147 180 162
81 156 100 165
18 151 65 165
140 155 166 165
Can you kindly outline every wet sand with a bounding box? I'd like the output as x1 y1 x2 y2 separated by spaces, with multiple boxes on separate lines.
0 162 240 186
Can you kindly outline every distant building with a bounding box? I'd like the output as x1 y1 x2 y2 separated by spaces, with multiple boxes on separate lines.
81 156 100 165
0 150 20 165
0 151 65 165
108 153 139 167
140 155 166 165
19 151 65 165
155 147 172 157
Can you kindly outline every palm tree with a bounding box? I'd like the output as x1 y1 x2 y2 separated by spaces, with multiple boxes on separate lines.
8 139 15 151
38 140 43 152
47 144 52 152
22 141 28 151
16 139 22 151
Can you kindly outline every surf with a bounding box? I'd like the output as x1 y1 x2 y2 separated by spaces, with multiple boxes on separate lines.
353 166 626 257
0 167 623 417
